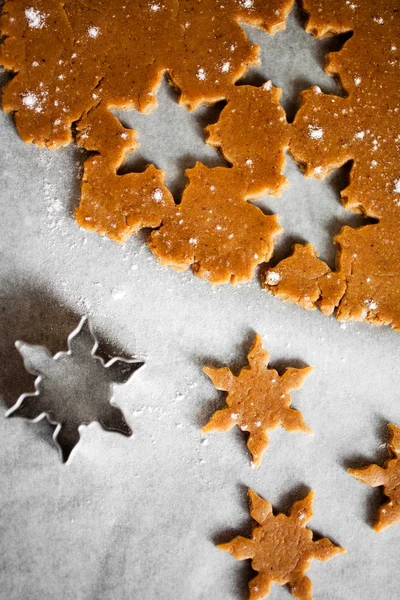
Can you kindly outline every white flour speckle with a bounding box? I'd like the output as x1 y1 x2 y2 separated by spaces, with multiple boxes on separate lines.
152 188 163 202
196 68 207 81
266 271 281 286
354 131 365 139
25 7 46 28
354 76 362 86
239 0 254 7
112 288 126 300
21 92 38 109
308 125 324 140
394 179 400 194
220 61 230 73
88 26 99 38
364 299 378 310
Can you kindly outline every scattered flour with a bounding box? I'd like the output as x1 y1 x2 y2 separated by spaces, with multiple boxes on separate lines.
25 7 47 28
266 271 281 286
308 125 324 140
196 68 207 81
152 188 163 202
88 26 99 38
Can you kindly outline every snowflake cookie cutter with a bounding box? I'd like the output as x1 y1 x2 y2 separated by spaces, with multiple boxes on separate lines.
5 316 144 462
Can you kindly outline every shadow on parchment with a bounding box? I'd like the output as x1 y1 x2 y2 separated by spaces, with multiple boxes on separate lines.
210 482 257 600
0 282 141 461
341 415 390 528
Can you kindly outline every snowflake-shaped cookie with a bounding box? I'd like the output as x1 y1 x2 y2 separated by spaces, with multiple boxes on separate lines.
219 488 345 600
202 334 312 465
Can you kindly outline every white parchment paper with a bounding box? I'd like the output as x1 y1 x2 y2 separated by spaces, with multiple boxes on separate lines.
1 6 399 600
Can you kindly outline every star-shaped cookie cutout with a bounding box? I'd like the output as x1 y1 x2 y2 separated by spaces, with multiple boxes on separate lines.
348 423 400 532
202 334 312 465
5 316 144 462
219 488 345 600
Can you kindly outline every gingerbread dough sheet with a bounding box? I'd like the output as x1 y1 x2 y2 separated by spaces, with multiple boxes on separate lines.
2 3 400 600
264 0 400 331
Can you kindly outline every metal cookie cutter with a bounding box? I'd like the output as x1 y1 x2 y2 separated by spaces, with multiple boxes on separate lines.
5 316 144 462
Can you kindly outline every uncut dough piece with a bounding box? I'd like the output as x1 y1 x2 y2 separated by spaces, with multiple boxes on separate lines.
202 334 312 465
274 0 400 331
349 423 400 533
148 165 282 284
263 244 345 315
74 106 174 242
148 84 290 284
206 83 290 199
219 489 345 600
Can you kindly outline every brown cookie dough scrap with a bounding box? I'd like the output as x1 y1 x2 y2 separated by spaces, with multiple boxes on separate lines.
281 1 400 331
0 0 295 148
148 84 290 284
202 334 312 465
262 243 346 315
349 423 400 533
219 488 345 600
206 83 290 199
74 104 174 243
148 164 282 284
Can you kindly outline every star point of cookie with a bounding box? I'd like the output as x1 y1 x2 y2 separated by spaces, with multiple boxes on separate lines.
219 488 345 600
348 423 400 532
202 334 312 466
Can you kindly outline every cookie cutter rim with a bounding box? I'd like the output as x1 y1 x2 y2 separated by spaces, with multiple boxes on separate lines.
5 315 145 461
